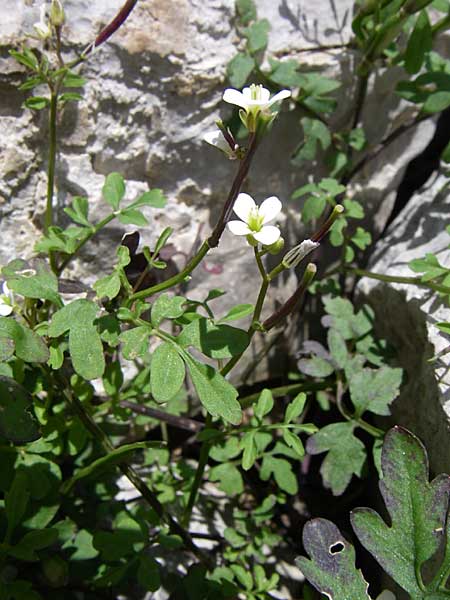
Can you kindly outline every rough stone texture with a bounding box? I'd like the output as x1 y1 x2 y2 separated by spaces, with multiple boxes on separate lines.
358 174 450 475
0 0 444 383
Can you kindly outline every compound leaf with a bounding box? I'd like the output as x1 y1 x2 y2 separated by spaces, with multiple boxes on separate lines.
307 422 366 495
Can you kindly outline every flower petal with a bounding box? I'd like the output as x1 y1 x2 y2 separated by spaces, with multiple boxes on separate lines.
267 89 291 107
223 89 249 110
253 225 281 245
259 196 282 224
203 130 230 153
232 193 256 222
227 221 252 236
0 301 13 317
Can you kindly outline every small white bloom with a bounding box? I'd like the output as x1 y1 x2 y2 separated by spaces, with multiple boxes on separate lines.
0 282 14 317
203 130 237 159
227 192 282 246
223 84 291 116
33 3 52 39
282 239 320 268
50 0 65 26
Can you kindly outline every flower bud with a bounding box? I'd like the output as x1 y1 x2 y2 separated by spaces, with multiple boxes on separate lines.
50 0 65 26
282 239 319 268
266 237 285 254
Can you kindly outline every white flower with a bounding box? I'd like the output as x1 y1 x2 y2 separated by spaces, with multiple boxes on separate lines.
203 130 237 159
223 84 291 116
0 282 14 317
227 193 282 246
33 3 51 39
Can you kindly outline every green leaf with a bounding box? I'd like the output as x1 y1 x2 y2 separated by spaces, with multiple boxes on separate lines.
298 356 335 377
218 303 254 323
349 366 402 417
102 172 125 210
269 59 303 87
137 554 161 592
119 326 150 360
348 127 366 151
61 441 162 493
48 300 104 379
103 361 123 396
227 53 255 88
442 139 450 163
327 329 348 369
0 376 41 444
4 259 61 305
69 324 105 380
153 227 173 256
351 227 372 250
295 118 331 164
284 392 307 423
409 253 448 281
151 293 186 327
296 519 370 599
178 317 249 359
150 342 185 402
24 96 49 110
236 0 257 25
128 189 166 209
254 389 274 420
307 422 366 495
5 470 30 539
282 429 304 457
351 427 450 597
48 299 98 337
182 351 242 424
0 334 15 362
343 198 364 219
209 462 244 495
405 10 432 75
63 196 90 226
241 431 257 470
0 317 49 363
118 208 148 226
423 90 450 113
9 528 58 562
323 297 373 340
9 49 39 71
245 19 270 53
260 455 298 494
301 194 327 223
59 92 83 104
93 273 121 300
62 72 87 88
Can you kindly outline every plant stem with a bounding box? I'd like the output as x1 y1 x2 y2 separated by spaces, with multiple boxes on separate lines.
183 414 213 526
45 91 58 235
129 240 210 302
348 267 450 296
239 381 333 408
130 133 259 303
63 386 211 566
221 248 270 378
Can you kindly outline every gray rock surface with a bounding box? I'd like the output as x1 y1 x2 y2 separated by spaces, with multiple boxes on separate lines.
358 174 450 475
0 0 444 384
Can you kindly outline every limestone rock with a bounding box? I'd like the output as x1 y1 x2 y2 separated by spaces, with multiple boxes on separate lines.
358 174 450 474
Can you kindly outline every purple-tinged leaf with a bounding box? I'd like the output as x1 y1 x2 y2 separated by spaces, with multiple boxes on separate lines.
296 518 370 599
